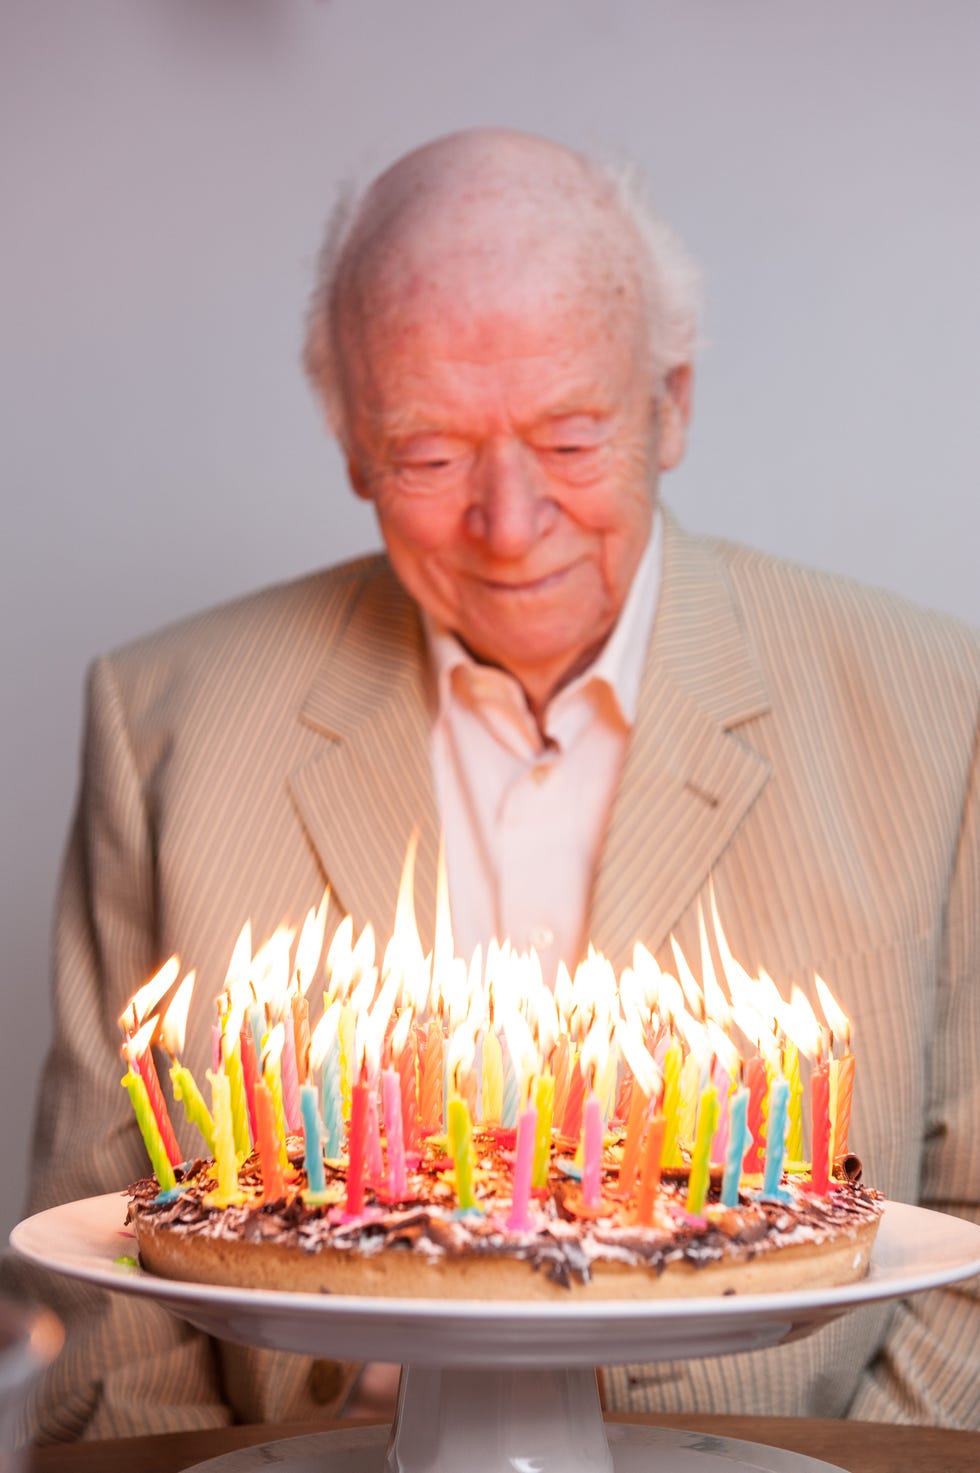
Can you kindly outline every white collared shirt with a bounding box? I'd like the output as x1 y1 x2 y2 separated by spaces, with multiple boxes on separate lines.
425 510 663 982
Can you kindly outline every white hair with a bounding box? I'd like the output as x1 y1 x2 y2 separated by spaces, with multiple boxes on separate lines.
302 151 702 448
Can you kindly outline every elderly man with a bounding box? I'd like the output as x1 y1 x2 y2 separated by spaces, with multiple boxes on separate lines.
8 129 979 1440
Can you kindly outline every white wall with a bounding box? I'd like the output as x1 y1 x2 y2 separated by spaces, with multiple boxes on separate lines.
2 0 977 1242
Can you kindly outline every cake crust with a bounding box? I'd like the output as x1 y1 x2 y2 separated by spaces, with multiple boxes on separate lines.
127 1132 883 1301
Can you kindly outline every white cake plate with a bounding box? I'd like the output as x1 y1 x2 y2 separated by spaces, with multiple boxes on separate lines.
11 1196 980 1473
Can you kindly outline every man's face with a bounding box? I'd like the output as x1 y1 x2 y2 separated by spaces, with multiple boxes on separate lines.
341 248 688 712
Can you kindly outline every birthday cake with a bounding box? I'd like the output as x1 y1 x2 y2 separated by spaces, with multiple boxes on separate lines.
125 1133 883 1300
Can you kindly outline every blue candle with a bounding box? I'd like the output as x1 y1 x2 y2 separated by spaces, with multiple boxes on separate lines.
320 1035 344 1158
761 1076 791 1200
300 1083 326 1194
721 1085 752 1207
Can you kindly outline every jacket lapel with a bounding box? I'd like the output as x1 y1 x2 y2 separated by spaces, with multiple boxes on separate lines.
288 567 442 953
589 514 772 970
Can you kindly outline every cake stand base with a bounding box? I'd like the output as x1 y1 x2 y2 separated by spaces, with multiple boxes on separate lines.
185 1380 848 1473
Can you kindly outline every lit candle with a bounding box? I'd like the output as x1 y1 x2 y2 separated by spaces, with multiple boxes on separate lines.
831 1052 855 1158
393 1018 420 1152
720 1082 752 1208
761 1075 791 1200
123 1020 182 1167
300 1082 327 1195
279 1011 303 1134
744 1056 768 1173
507 1100 538 1231
169 1061 216 1156
561 1053 585 1140
262 1034 290 1174
500 1032 520 1129
292 992 311 1086
254 1078 286 1202
581 1092 604 1210
660 1036 683 1167
447 1095 478 1211
238 1024 260 1146
784 1042 804 1163
618 1080 650 1196
531 1073 555 1189
420 1017 444 1132
686 1080 720 1217
382 1065 407 1198
635 1109 666 1227
205 1068 245 1205
346 1067 369 1216
221 1027 251 1158
320 1032 345 1158
481 1027 503 1124
121 1066 177 1191
809 1059 832 1196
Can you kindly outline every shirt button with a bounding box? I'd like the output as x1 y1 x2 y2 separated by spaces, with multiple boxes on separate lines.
528 925 555 952
531 763 551 785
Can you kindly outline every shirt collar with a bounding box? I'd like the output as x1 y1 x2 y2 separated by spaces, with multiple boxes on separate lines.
423 507 663 731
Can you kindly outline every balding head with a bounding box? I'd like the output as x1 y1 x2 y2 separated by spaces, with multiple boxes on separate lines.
304 129 699 446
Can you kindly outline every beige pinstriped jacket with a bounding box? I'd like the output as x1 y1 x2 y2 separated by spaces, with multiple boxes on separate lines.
7 510 979 1440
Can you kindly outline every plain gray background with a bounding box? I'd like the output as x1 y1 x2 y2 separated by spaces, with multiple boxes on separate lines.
2 1 977 1244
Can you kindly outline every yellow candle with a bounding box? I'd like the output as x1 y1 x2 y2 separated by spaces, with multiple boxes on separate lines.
531 1073 555 1189
262 1050 290 1174
204 1069 246 1206
221 1031 251 1159
338 1002 355 1121
661 1039 683 1167
686 1082 720 1216
169 1060 216 1155
121 1068 177 1191
447 1095 478 1210
784 1043 804 1163
676 1050 700 1148
481 1029 503 1123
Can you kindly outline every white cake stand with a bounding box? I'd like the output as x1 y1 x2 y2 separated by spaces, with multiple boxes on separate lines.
11 1196 980 1473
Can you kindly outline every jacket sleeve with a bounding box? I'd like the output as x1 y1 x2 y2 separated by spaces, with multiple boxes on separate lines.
3 658 357 1441
847 712 980 1428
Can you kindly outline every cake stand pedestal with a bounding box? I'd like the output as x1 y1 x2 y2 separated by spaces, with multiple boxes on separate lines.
11 1195 980 1473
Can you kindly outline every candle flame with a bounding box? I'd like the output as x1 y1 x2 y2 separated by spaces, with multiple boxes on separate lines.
294 888 330 997
309 998 342 1072
119 955 180 1035
160 970 196 1058
815 973 850 1048
261 1021 285 1073
122 1015 158 1062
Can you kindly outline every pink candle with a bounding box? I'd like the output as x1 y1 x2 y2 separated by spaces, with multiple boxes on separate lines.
382 1066 407 1199
810 1061 831 1196
366 1082 384 1182
346 1071 369 1215
397 1029 420 1151
581 1093 604 1210
279 1016 302 1134
507 1101 538 1232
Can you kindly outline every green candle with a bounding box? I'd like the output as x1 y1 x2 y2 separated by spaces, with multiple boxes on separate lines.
447 1095 478 1210
170 1060 216 1155
686 1082 720 1216
122 1068 177 1190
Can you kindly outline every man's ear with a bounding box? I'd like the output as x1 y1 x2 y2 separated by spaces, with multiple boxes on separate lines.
657 364 693 472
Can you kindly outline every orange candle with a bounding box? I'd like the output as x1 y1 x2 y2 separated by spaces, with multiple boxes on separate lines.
635 1111 666 1227
255 1079 286 1202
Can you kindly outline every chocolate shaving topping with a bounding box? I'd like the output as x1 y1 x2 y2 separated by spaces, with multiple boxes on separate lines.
128 1129 884 1289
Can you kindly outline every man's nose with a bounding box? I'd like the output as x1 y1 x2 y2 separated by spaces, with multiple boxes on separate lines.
463 440 553 555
